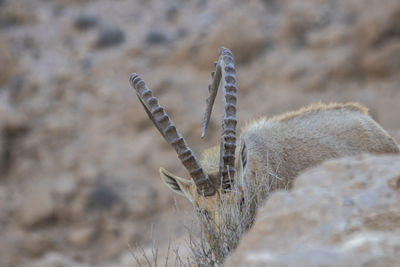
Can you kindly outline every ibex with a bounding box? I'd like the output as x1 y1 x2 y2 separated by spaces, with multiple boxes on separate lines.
129 47 399 259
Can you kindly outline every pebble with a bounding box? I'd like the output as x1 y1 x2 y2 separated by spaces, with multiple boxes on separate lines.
145 31 168 45
73 14 98 31
94 27 125 49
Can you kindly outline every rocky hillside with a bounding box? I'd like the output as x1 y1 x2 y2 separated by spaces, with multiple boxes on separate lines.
0 0 399 266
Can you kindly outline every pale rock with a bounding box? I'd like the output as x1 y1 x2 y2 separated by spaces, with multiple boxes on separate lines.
30 252 92 267
68 226 95 247
225 154 400 267
18 184 55 227
52 176 77 200
0 92 28 130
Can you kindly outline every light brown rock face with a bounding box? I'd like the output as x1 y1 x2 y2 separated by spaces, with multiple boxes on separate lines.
225 154 400 267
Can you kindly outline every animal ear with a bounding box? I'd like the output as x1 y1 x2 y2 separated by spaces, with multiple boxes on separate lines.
159 167 194 201
240 141 247 172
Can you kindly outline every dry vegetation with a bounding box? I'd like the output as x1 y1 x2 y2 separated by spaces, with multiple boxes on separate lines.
133 170 285 266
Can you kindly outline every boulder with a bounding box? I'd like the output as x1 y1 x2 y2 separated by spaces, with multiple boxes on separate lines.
225 154 400 267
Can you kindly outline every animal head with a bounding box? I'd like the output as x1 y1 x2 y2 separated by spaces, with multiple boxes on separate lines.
129 47 246 228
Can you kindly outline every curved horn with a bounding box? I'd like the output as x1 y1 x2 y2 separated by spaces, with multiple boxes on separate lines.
130 74 216 196
202 47 237 191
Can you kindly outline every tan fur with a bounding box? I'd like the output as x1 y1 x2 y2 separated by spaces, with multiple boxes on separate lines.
161 102 399 234
266 102 367 123
235 102 397 190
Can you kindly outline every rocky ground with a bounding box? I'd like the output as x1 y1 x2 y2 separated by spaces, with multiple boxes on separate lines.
0 0 399 266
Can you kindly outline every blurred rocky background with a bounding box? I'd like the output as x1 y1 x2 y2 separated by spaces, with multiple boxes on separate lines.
0 0 399 266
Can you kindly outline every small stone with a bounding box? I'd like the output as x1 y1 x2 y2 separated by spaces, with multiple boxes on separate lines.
89 179 120 210
145 31 168 46
31 252 90 267
94 27 125 49
52 176 76 200
73 14 98 31
18 184 55 227
68 226 95 247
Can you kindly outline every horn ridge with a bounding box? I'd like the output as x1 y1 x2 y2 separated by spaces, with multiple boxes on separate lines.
219 47 238 191
201 48 238 192
202 64 221 138
130 73 216 196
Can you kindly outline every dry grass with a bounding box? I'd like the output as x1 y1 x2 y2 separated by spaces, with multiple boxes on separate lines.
131 170 288 266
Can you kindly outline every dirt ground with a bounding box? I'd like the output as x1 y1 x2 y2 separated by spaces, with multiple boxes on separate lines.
0 0 399 266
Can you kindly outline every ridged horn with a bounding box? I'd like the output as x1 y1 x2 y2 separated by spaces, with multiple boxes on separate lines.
202 47 237 191
130 73 216 196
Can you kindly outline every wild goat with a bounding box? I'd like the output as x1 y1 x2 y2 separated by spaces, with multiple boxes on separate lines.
129 47 399 260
